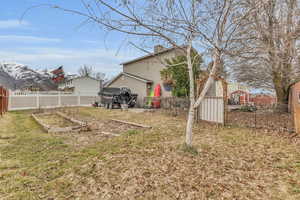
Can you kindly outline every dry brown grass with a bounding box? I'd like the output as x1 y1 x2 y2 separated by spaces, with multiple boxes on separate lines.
0 108 299 199
55 107 300 200
227 111 295 133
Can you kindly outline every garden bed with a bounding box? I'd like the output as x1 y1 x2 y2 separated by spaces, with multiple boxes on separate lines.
57 117 149 147
32 112 85 133
32 109 150 147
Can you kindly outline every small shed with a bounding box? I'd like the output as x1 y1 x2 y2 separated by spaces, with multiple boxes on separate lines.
229 90 250 105
196 75 227 124
196 75 227 98
227 82 251 105
58 76 102 96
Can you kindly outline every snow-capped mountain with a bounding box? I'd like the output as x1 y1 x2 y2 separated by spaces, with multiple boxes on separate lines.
0 62 57 90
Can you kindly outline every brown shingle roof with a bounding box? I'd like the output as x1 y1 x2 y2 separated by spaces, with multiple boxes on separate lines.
105 72 153 87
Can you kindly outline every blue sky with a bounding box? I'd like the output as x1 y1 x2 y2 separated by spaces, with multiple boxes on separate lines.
0 0 143 77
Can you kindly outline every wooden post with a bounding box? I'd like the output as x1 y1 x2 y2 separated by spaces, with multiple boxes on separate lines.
0 87 2 115
36 91 40 109
58 91 61 107
4 88 7 113
78 92 81 106
8 90 12 111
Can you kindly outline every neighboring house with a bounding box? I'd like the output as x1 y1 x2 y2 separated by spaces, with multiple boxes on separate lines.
106 45 185 106
58 76 102 95
250 94 277 106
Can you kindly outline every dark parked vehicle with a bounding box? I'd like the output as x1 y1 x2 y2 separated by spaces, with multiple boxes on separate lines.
99 87 138 109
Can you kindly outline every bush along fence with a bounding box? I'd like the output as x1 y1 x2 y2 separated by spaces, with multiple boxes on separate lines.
0 86 9 116
8 91 99 111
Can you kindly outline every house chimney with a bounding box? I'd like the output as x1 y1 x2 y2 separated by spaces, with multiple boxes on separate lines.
154 45 165 53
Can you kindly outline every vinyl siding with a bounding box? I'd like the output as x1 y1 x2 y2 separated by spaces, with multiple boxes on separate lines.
123 49 183 98
109 74 147 107
58 77 101 95
73 77 100 95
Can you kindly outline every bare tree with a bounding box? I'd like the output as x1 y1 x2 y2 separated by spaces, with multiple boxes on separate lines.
48 0 250 147
78 65 93 77
230 0 300 111
78 65 106 80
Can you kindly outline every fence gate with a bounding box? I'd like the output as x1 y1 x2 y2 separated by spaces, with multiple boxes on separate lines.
196 97 224 124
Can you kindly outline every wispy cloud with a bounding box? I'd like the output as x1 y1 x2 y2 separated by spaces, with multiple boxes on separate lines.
0 47 135 77
0 35 62 43
81 40 99 45
0 19 30 29
11 47 133 61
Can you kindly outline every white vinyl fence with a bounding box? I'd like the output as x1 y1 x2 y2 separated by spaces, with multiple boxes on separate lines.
197 97 224 124
8 91 99 111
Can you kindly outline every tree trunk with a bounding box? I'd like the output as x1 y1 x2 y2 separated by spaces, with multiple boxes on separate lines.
194 50 220 108
273 77 289 112
185 48 220 146
186 105 195 146
185 42 195 146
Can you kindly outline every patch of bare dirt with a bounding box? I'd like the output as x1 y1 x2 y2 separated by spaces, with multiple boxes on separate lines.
51 116 145 148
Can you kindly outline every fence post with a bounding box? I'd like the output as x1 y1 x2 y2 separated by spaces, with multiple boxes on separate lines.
8 90 11 111
58 91 61 107
36 91 40 109
1 87 4 115
254 109 257 129
78 92 81 106
4 89 7 113
0 87 3 116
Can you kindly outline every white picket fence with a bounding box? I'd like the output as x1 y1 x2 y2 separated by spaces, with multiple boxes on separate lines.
8 91 99 111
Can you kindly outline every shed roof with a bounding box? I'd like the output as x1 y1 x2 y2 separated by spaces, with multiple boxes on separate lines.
70 75 100 82
105 72 153 87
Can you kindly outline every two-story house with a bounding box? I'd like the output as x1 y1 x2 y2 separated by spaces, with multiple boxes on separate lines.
106 45 185 106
